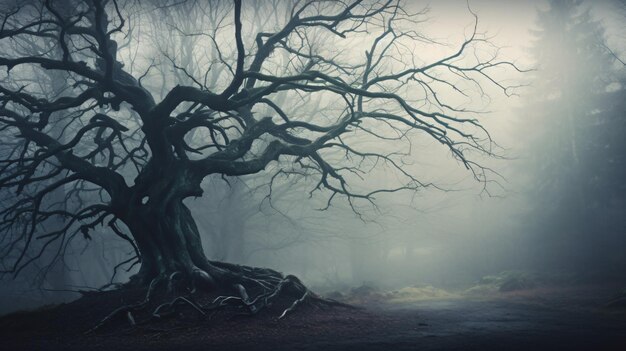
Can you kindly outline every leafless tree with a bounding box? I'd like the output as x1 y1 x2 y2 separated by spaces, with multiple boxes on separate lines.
0 0 523 320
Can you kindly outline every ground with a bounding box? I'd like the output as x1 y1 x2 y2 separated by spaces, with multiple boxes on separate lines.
1 283 625 350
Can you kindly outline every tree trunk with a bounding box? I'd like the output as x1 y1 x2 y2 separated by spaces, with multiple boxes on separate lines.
89 174 341 330
123 199 223 287
108 162 309 301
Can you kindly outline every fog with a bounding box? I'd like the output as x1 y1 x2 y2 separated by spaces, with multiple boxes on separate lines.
1 0 625 316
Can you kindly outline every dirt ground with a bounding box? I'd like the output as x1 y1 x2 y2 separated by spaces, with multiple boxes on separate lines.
1 284 625 351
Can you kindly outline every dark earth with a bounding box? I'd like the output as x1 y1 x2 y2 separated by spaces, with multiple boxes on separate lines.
1 284 625 350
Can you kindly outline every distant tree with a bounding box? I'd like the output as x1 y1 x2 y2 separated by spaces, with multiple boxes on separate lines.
0 0 521 313
520 0 626 271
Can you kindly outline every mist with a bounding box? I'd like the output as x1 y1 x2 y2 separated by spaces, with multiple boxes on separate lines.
1 0 624 309
0 0 625 349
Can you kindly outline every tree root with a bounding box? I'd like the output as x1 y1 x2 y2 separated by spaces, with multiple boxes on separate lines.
153 296 206 318
85 263 355 333
85 277 161 334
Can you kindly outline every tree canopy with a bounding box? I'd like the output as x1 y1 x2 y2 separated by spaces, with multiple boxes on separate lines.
0 0 522 288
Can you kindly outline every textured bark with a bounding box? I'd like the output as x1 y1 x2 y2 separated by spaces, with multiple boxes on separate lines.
125 201 215 284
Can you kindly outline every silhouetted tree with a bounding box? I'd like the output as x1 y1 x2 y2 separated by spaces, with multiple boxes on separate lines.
0 0 521 309
520 0 626 272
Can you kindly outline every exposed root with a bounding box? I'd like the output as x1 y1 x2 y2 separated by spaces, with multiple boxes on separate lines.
279 291 309 320
86 263 355 333
85 277 161 334
127 312 136 326
153 296 206 318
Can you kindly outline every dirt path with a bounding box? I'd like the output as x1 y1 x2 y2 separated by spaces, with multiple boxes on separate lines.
359 298 626 351
2 286 626 350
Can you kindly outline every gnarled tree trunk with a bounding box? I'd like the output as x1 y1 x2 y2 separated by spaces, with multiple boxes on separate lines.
109 159 228 288
124 200 219 287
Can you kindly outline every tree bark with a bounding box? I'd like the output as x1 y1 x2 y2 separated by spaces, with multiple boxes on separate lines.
122 199 223 287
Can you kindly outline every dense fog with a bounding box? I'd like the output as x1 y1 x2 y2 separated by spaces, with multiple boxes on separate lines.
1 0 625 315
